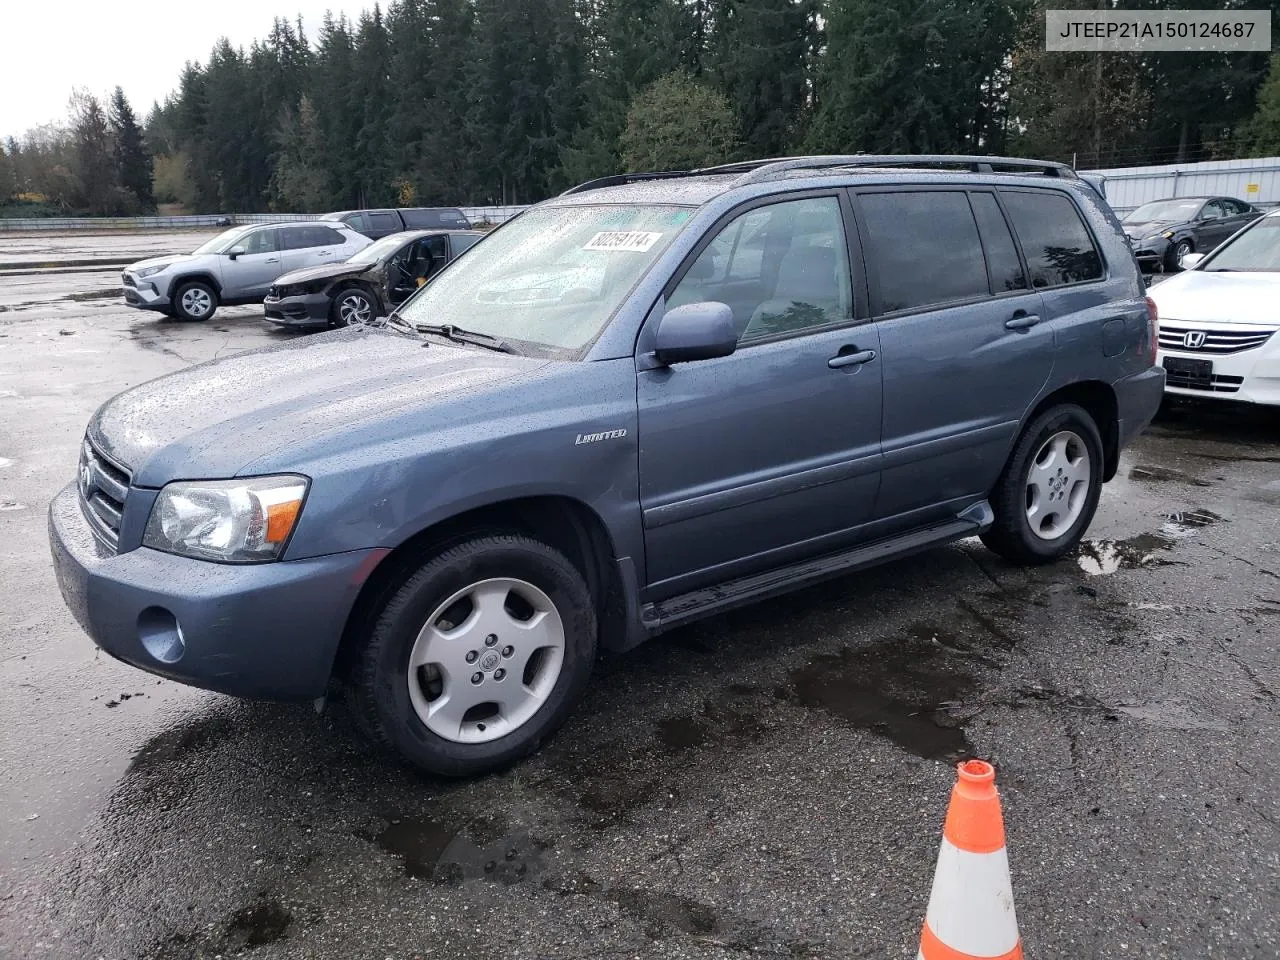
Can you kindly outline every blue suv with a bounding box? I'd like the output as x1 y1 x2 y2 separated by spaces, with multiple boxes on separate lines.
49 156 1165 775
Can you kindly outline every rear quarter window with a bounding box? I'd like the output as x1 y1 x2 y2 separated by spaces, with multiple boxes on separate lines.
451 234 482 256
1000 190 1104 288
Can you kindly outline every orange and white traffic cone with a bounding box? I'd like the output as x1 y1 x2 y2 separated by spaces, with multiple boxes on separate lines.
918 759 1022 960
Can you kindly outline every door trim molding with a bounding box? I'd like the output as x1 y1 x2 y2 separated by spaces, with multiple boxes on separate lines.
642 446 881 530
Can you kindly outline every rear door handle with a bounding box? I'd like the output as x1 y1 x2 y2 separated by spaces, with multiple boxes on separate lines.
828 348 877 369
1005 313 1041 331
265 257 280 264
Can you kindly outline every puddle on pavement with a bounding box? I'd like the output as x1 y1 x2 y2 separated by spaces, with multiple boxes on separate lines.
225 898 292 948
1078 509 1225 575
1161 508 1224 538
789 639 976 761
373 813 550 885
1077 533 1177 575
1128 463 1213 487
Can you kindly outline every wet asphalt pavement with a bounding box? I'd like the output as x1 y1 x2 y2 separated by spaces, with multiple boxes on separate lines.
1 245 1278 959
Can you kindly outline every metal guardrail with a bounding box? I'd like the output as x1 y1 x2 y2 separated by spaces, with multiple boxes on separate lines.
0 206 530 232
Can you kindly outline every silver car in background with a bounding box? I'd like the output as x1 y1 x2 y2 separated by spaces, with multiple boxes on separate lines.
122 222 371 321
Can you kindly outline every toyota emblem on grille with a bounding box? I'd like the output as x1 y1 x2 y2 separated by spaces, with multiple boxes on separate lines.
1183 331 1207 349
79 461 94 497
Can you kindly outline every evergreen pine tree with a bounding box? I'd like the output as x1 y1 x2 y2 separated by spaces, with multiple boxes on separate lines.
109 87 155 212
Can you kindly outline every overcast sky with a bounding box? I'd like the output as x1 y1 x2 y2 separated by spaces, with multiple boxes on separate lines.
1 0 370 139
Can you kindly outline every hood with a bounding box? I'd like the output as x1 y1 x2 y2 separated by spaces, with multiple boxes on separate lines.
1148 269 1280 326
273 262 371 287
1123 220 1179 239
89 329 549 486
127 253 199 272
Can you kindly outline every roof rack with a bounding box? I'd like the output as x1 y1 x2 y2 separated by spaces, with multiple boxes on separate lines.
559 155 1079 197
558 170 692 196
714 155 1079 186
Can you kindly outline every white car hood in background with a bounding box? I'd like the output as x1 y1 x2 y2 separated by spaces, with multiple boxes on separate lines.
1150 270 1280 326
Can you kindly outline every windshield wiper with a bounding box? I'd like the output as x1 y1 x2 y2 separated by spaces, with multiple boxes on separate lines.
412 322 515 354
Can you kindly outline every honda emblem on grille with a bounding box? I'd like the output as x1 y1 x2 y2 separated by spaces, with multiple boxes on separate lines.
1183 331 1207 349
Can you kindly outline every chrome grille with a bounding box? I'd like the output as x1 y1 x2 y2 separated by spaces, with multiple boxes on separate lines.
1159 323 1274 355
78 439 130 553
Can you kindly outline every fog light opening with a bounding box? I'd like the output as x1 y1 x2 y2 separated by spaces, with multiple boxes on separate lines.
137 606 186 664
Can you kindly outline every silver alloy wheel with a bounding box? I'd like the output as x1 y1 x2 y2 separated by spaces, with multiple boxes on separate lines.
1025 430 1091 540
406 577 565 744
181 287 213 318
338 291 373 326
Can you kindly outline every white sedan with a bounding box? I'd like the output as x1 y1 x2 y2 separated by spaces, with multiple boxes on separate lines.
1149 208 1280 406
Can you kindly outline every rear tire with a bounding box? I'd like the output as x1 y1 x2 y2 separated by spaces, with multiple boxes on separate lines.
172 281 218 322
980 403 1105 565
349 534 597 777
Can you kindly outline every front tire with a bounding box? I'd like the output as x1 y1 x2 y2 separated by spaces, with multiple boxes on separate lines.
980 403 1104 565
1166 238 1193 271
331 287 375 327
350 534 597 777
172 281 218 321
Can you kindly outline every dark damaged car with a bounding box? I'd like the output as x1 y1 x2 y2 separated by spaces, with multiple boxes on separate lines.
264 229 485 329
49 154 1164 778
1123 196 1262 271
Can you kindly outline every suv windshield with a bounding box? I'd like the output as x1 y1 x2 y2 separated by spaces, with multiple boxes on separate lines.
1124 199 1203 223
397 204 693 354
346 233 411 266
192 225 256 255
1202 215 1280 272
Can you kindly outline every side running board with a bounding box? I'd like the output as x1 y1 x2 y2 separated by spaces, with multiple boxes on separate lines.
641 506 990 635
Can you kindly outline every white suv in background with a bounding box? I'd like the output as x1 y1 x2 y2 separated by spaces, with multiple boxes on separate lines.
1150 208 1280 406
122 222 370 321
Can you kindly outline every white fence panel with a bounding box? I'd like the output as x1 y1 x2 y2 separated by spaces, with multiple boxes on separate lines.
1083 157 1280 216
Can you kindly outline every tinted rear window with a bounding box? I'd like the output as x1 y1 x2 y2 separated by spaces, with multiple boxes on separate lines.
369 212 399 231
859 191 988 313
1000 190 1103 288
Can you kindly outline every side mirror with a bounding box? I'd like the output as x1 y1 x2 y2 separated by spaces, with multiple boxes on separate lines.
226 245 246 260
1179 251 1205 270
653 301 737 365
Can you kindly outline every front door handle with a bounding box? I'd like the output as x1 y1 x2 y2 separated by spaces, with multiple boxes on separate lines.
265 257 280 264
1005 312 1041 331
828 347 877 369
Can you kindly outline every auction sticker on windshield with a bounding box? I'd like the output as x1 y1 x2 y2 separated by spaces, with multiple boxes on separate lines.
584 231 664 252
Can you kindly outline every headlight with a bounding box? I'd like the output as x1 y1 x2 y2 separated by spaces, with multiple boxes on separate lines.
143 475 309 563
135 264 167 278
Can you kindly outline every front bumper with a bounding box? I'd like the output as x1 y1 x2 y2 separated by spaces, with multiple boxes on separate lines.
1158 342 1280 407
1128 236 1172 267
264 292 331 328
122 272 171 312
1114 364 1166 451
48 483 382 700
